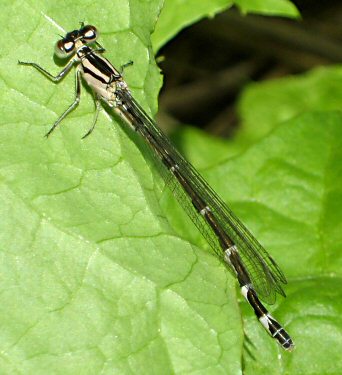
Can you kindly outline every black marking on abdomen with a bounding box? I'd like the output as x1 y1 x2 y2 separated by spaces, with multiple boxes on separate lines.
242 284 294 350
243 285 268 318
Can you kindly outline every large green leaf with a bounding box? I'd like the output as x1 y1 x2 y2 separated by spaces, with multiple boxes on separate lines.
1 1 243 374
239 115 342 374
177 67 342 374
152 0 299 51
1 1 341 375
174 112 342 374
237 65 342 145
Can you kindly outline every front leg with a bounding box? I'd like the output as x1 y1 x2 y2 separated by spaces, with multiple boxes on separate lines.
18 58 76 82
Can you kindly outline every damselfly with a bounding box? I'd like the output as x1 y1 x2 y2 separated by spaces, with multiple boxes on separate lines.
19 24 294 351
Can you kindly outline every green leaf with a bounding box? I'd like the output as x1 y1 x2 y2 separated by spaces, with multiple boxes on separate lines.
152 0 233 51
2 1 243 374
2 1 341 374
177 111 342 373
152 0 299 51
173 65 342 371
237 65 342 145
235 0 299 17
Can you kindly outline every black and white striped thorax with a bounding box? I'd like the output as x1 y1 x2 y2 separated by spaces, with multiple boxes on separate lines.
78 46 121 84
76 46 125 105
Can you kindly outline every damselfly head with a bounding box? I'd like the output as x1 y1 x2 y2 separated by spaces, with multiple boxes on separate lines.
80 25 98 43
54 25 98 58
55 38 75 58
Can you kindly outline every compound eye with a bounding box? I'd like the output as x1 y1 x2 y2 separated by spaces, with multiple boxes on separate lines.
81 25 98 43
55 39 75 58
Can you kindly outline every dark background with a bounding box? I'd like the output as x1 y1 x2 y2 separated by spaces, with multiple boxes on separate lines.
157 0 342 137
